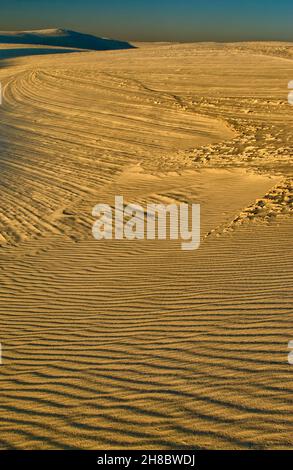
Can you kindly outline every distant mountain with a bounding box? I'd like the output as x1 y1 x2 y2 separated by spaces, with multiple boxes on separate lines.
0 28 134 51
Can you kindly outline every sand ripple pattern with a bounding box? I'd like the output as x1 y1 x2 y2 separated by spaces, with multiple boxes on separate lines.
0 43 292 449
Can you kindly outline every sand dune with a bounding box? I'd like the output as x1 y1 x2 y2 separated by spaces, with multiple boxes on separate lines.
0 28 134 51
0 42 292 449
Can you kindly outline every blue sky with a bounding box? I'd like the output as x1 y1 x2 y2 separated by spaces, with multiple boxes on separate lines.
0 0 292 41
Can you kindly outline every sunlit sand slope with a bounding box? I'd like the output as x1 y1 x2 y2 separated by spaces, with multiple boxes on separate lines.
0 42 292 449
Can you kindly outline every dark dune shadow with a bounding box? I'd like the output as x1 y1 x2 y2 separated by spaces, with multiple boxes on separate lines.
0 47 82 60
0 29 135 51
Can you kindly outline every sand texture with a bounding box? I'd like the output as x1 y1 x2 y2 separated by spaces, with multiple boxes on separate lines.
0 41 292 449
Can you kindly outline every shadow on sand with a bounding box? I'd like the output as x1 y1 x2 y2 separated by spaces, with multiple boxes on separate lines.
0 29 135 51
0 47 82 61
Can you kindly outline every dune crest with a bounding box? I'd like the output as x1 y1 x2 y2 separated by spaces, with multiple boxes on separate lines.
0 28 134 51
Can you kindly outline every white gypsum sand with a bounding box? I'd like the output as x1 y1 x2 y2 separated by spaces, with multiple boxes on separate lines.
0 39 292 449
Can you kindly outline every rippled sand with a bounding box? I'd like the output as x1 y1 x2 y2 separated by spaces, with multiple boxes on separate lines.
0 41 292 449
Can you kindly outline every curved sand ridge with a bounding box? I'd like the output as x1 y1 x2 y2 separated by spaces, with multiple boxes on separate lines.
0 43 292 449
0 52 235 246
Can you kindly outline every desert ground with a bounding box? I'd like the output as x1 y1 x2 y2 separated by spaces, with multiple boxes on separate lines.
0 37 292 449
